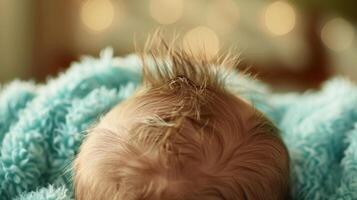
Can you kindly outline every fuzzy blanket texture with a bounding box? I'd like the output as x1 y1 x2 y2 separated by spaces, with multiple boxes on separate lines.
0 49 356 200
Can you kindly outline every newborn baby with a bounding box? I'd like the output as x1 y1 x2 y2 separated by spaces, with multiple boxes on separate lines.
73 39 290 200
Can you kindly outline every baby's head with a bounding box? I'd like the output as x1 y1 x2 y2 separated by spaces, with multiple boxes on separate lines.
73 39 290 199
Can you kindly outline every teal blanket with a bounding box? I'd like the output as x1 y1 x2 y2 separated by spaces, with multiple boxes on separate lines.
1 49 356 200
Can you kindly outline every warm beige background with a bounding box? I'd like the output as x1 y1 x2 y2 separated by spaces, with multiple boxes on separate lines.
0 0 356 90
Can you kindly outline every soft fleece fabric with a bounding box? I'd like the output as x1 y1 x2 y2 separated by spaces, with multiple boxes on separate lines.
0 49 356 200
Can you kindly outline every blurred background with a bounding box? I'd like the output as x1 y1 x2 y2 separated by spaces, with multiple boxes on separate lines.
0 0 357 91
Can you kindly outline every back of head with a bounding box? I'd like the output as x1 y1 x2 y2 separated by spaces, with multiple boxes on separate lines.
73 36 290 200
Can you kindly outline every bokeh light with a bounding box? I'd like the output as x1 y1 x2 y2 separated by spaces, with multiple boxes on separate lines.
321 18 355 51
264 1 296 36
150 0 183 25
183 26 220 59
206 0 240 33
80 0 114 32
